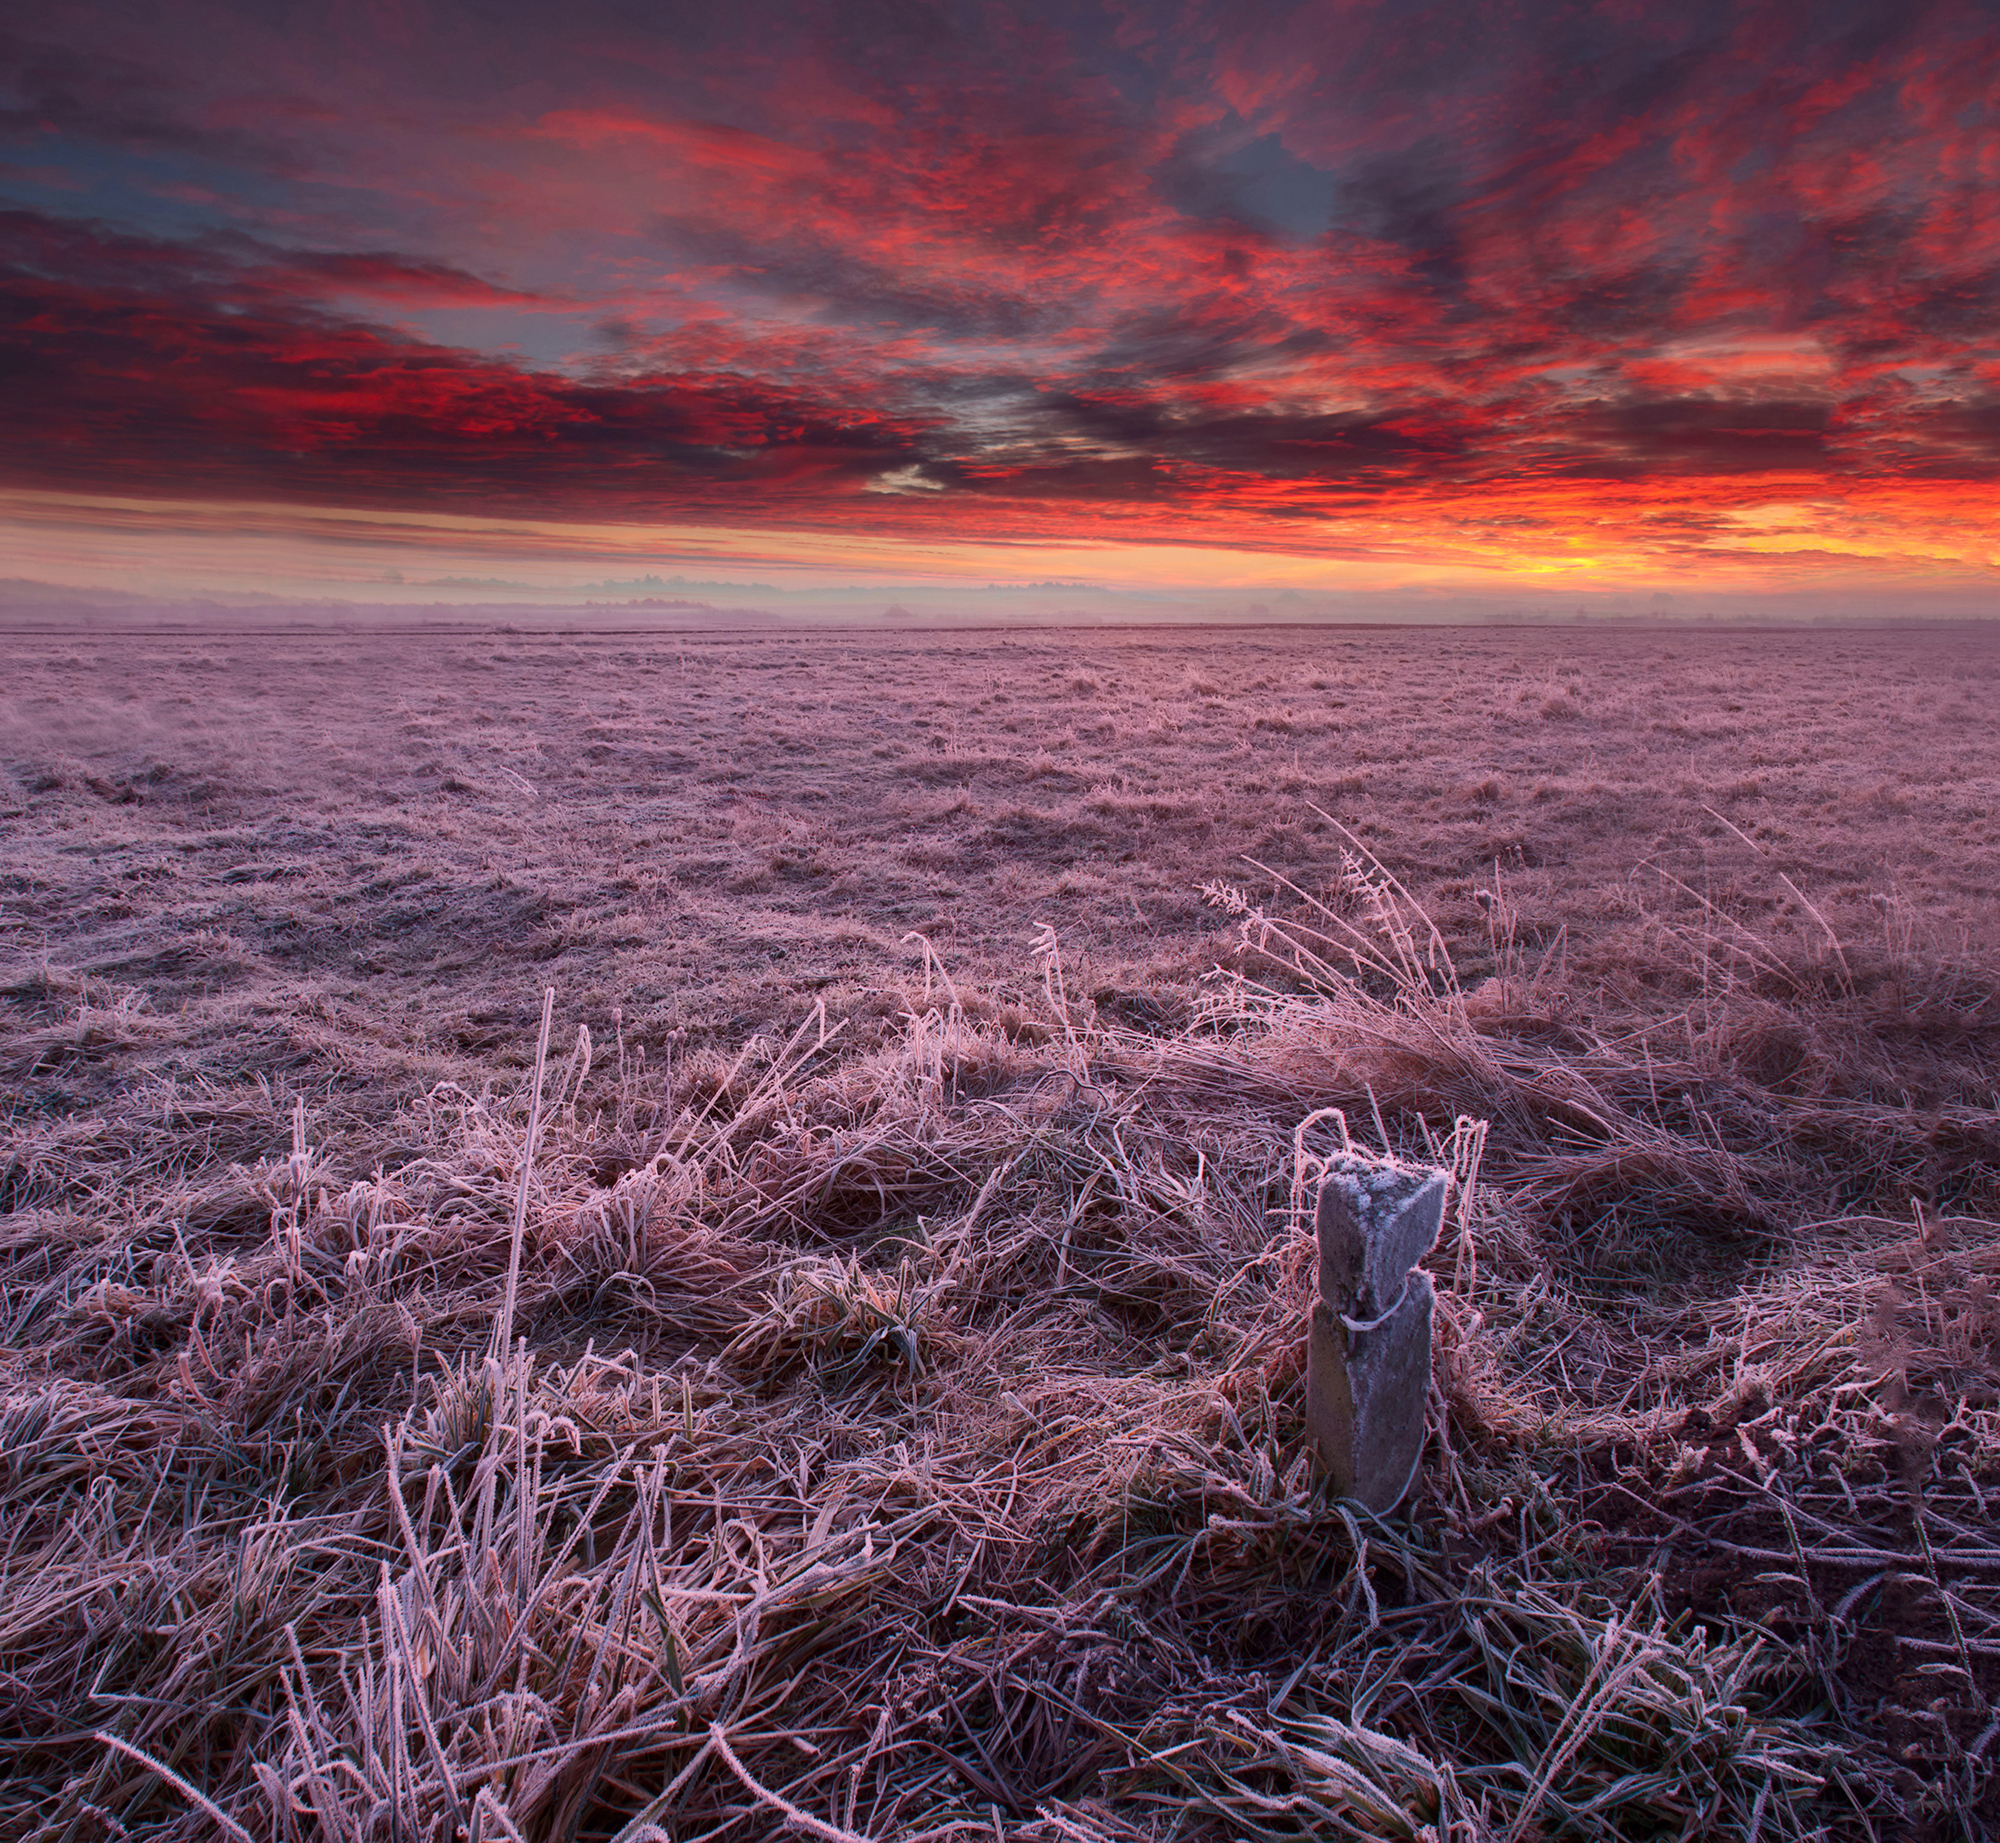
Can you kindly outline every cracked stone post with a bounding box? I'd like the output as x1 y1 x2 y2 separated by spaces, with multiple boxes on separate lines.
1305 1152 1449 1511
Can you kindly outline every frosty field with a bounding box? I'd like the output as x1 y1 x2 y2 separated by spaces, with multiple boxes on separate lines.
1 621 1997 1841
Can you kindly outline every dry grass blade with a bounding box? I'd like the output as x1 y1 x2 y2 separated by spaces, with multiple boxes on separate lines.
494 986 557 1361
93 1731 258 1843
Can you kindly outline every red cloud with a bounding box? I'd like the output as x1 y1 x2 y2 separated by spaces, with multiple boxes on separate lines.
1 0 1997 581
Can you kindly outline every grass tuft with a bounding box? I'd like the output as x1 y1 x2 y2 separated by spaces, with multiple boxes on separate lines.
2 847 1996 1839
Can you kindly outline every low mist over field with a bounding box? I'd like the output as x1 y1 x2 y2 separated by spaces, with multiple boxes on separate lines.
7 578 2000 636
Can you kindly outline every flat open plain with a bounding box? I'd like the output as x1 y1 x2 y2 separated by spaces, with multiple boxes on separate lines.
1 622 1997 1842
3 622 1996 1059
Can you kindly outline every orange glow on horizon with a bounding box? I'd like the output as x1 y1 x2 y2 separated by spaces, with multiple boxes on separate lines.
5 474 1993 609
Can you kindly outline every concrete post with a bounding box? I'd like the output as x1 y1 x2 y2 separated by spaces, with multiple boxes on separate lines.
1304 1153 1449 1511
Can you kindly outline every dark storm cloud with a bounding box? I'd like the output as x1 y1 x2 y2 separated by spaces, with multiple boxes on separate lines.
1583 399 1832 473
0 209 928 512
645 215 1061 339
0 25 303 170
1028 389 1473 481
1083 301 1336 386
0 207 544 308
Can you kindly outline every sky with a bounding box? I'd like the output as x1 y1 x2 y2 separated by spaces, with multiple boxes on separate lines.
2 0 1997 619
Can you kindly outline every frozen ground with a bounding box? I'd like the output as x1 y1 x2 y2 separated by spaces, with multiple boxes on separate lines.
1 622 1997 1841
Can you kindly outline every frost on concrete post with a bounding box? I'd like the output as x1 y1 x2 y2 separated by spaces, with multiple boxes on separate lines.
1305 1152 1449 1512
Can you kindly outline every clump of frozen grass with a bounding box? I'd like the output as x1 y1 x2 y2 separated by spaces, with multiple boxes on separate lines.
2 853 1996 1839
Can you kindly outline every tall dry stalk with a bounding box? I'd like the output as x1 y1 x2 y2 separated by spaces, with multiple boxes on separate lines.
493 986 556 1361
